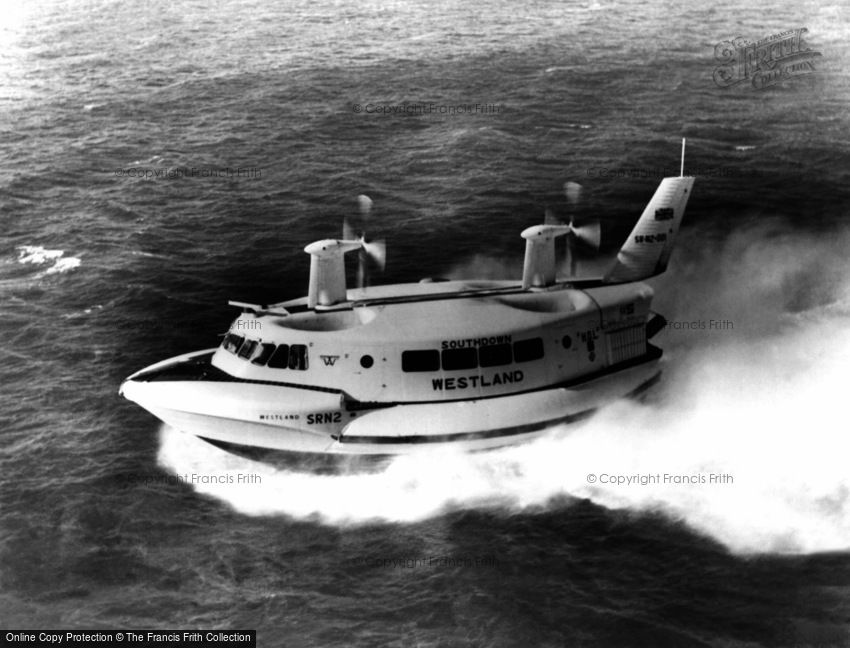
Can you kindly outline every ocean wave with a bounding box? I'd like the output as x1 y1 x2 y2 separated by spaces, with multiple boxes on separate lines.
16 245 81 276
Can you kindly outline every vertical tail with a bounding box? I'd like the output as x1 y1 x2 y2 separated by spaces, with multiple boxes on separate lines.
603 174 695 283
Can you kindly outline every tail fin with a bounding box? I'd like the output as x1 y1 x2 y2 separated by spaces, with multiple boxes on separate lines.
603 175 694 283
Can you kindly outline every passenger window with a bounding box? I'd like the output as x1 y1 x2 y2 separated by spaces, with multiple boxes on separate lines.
289 344 308 371
238 339 258 359
441 348 477 371
513 338 544 362
267 344 291 369
223 334 244 354
478 343 512 367
402 350 440 372
251 343 276 366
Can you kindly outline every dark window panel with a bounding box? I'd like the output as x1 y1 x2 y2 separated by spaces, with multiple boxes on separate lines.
251 343 276 366
289 344 308 371
238 339 258 359
478 343 512 367
441 347 478 370
223 334 244 354
513 338 544 363
402 350 440 372
267 344 291 369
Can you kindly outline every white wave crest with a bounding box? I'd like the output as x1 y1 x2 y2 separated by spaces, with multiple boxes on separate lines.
16 245 80 275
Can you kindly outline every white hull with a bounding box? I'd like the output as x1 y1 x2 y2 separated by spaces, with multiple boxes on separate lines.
121 351 661 456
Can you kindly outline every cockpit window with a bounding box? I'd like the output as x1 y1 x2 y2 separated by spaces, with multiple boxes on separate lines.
251 343 276 366
267 344 291 369
237 339 258 359
222 337 308 370
289 344 308 370
223 334 244 353
264 344 309 370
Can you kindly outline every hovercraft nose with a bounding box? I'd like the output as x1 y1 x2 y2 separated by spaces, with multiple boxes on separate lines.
119 376 144 403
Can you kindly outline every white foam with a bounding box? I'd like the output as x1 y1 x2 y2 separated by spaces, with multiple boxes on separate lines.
16 245 80 275
17 245 65 265
44 256 81 274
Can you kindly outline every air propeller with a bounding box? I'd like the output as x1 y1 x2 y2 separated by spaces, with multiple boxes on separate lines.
545 181 600 277
342 194 386 288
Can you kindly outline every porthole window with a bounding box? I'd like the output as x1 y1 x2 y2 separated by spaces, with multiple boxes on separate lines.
360 355 374 369
562 335 572 349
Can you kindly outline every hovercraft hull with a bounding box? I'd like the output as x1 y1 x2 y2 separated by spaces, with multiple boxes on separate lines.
120 349 661 456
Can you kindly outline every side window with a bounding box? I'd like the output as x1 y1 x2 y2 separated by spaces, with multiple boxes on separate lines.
441 348 477 371
289 344 308 371
237 339 258 359
478 343 512 367
223 334 244 354
402 350 440 372
513 338 544 363
267 344 291 369
251 343 276 366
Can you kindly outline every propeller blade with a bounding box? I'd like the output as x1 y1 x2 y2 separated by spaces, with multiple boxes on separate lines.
362 239 386 271
342 217 357 242
569 219 601 250
348 194 384 288
357 194 373 219
559 182 595 278
564 181 582 205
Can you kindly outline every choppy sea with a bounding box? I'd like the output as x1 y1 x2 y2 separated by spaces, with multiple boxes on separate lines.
2 0 850 645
